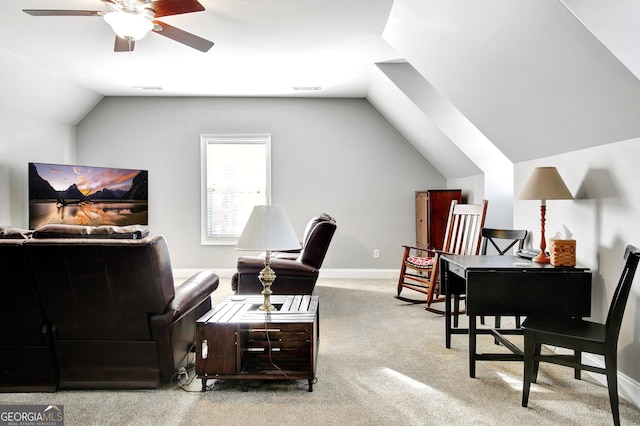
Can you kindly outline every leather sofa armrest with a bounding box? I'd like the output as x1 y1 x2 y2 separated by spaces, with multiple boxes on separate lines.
150 271 218 384
237 256 318 276
169 271 219 322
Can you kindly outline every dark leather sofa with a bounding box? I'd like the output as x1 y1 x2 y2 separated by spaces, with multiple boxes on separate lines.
0 224 219 391
0 238 57 392
232 213 337 295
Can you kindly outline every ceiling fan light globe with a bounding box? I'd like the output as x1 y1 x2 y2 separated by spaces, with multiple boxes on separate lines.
104 12 154 41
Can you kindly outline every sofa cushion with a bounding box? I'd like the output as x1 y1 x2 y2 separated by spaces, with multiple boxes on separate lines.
0 225 31 239
33 224 149 239
32 224 90 238
89 225 150 239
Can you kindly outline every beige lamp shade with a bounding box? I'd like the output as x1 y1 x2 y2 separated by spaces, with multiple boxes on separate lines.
517 167 573 201
236 205 301 252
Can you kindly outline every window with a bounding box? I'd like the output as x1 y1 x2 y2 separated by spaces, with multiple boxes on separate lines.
201 134 271 245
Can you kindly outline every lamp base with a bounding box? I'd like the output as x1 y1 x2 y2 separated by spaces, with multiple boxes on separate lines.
532 251 550 264
258 281 278 311
533 202 550 264
258 254 278 312
258 302 277 312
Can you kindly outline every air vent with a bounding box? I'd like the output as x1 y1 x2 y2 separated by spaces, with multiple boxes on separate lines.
292 86 321 91
133 86 163 91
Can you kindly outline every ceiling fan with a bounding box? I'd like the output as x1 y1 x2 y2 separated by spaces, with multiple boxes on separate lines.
23 0 214 52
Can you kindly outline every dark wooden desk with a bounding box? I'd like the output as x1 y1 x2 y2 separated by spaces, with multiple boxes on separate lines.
440 255 591 378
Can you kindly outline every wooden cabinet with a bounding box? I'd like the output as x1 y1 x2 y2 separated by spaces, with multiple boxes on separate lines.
415 189 462 251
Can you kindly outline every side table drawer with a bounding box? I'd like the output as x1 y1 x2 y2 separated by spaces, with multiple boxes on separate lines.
241 322 314 373
196 323 237 375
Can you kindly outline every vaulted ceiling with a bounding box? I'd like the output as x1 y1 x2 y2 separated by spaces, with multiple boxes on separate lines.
2 0 640 179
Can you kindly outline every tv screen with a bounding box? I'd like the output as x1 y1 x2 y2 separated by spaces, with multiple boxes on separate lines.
28 162 148 230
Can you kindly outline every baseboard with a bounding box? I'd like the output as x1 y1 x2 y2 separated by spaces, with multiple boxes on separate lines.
173 268 399 280
582 353 640 408
319 269 399 279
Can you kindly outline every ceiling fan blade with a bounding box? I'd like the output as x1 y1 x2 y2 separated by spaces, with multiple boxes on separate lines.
114 36 135 52
150 0 205 18
23 10 104 17
152 21 213 52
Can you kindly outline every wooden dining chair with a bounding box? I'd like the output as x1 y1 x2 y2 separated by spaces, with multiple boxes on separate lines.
521 245 640 426
396 200 488 315
478 228 528 328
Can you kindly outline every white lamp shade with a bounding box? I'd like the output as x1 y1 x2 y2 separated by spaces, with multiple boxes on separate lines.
236 205 301 252
517 167 573 201
104 12 154 41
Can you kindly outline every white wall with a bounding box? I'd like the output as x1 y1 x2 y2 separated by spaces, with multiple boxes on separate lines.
76 97 444 271
514 137 640 403
447 174 484 205
0 106 76 226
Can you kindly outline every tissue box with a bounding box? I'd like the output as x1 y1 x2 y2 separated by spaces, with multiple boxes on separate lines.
550 239 576 267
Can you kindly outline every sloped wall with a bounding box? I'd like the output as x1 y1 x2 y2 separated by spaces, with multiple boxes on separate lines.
0 106 76 226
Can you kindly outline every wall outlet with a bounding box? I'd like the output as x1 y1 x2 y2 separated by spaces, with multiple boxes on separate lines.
373 249 380 259
177 367 188 380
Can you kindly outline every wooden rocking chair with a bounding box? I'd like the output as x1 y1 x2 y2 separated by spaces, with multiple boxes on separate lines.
396 200 488 314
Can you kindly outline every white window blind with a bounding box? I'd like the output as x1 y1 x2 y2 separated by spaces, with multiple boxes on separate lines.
201 134 271 245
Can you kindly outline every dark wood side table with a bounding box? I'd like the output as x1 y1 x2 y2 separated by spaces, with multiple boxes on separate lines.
196 295 319 391
440 254 591 378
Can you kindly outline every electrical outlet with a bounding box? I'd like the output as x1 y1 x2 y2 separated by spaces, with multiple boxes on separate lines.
373 249 380 259
177 367 188 381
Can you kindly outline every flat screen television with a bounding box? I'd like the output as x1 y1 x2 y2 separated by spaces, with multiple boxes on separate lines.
28 162 148 230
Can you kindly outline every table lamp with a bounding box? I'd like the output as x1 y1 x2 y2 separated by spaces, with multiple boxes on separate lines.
517 167 573 263
236 205 301 311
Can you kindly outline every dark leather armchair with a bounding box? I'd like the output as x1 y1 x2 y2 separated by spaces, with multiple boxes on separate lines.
21 229 219 390
232 213 337 295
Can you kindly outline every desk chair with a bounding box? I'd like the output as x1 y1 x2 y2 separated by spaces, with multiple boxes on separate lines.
521 245 640 426
396 200 488 315
478 228 528 328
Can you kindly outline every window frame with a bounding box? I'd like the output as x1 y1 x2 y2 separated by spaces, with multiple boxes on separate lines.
200 134 272 245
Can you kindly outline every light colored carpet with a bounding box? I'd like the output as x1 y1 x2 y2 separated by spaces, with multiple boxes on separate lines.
2 278 639 425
